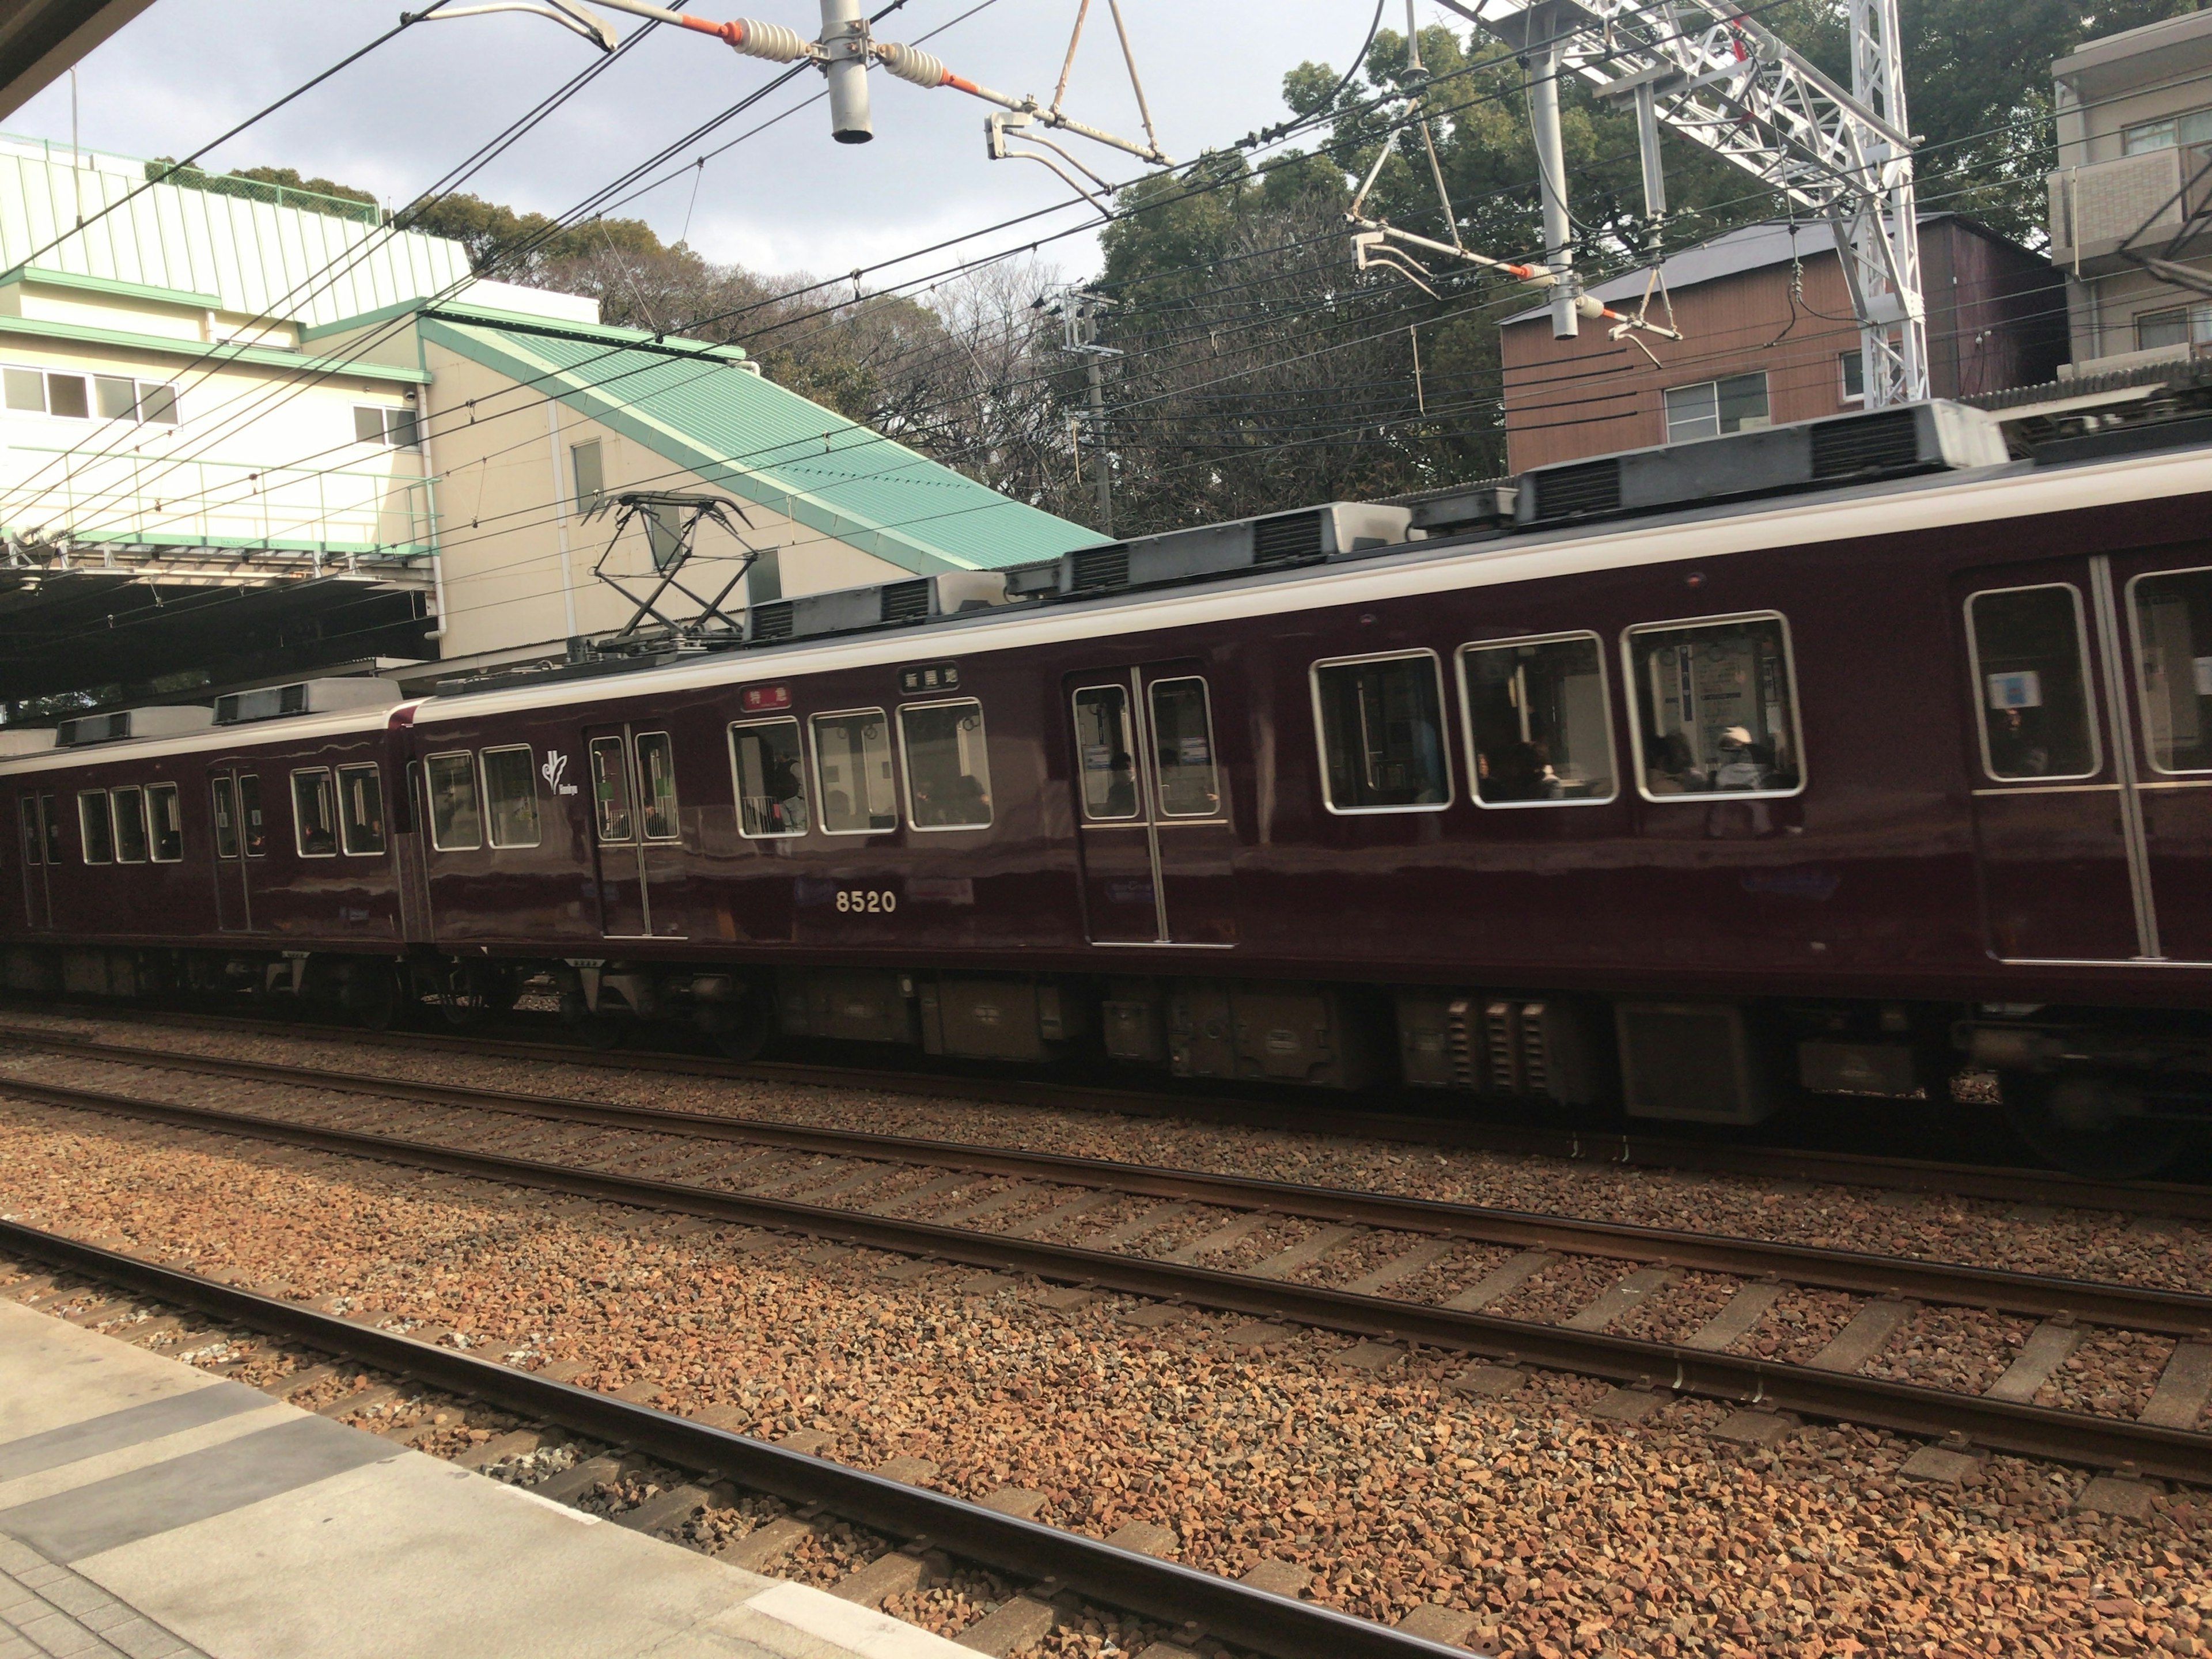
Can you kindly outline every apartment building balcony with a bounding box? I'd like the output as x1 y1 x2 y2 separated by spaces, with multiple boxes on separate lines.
2048 147 2212 275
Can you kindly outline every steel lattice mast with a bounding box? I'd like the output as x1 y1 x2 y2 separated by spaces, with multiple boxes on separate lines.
1435 0 1928 407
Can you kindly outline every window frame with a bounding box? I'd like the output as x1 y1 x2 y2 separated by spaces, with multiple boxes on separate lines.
478 744 543 850
2125 563 2212 777
109 784 149 863
586 735 633 844
425 751 483 852
1621 609 1810 804
210 776 241 860
236 773 268 858
809 707 899 837
1962 584 2102 785
728 717 810 840
1147 675 1225 821
1308 647 1456 817
18 796 41 866
632 730 680 842
290 767 339 858
336 762 387 855
896 696 995 833
77 789 113 864
146 782 183 863
1455 630 1620 810
1071 684 1143 824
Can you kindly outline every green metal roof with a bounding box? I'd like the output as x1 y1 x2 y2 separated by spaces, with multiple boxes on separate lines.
418 308 1099 576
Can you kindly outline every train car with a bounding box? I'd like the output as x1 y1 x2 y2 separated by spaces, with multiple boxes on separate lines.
5 399 2211 1175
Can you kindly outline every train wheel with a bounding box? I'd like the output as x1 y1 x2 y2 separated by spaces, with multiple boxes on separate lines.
2001 1071 2192 1180
707 995 772 1062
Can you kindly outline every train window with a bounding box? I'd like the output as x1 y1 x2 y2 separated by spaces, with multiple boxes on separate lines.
588 737 632 842
1626 614 1804 798
291 769 338 858
480 746 542 849
147 783 182 862
730 719 809 838
899 699 993 830
811 710 897 834
636 733 679 841
111 786 149 863
211 778 240 859
78 790 113 864
1073 687 1139 821
1310 652 1452 813
1459 633 1617 807
238 774 267 857
17 797 39 865
338 764 386 855
1150 679 1221 818
41 795 60 863
1964 585 2098 782
2130 566 2212 773
426 752 482 851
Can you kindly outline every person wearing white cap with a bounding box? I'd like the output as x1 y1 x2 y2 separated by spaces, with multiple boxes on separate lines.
1714 724 1771 790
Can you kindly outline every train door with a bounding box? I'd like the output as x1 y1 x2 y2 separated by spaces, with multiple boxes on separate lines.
16 794 53 930
206 768 262 933
394 759 434 942
1065 664 1237 946
1956 558 2149 961
583 724 687 940
2108 552 2212 961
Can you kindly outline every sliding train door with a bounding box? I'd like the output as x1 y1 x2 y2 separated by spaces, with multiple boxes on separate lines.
206 768 262 933
1066 661 1236 948
2108 552 2212 961
15 794 53 930
583 724 687 940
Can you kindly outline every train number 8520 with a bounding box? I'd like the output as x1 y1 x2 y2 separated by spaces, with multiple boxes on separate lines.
834 889 897 914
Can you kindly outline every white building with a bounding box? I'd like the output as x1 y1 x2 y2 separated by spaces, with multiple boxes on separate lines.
0 137 1096 710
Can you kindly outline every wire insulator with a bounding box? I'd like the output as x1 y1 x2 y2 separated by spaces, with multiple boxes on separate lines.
726 19 809 62
875 41 949 88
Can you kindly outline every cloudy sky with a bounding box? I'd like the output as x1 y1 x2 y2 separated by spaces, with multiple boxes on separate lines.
11 1 1455 287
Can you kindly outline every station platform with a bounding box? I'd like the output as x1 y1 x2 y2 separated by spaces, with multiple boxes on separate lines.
0 1297 969 1659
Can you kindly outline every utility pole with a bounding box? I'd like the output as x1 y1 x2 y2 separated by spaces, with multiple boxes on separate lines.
1040 286 1120 536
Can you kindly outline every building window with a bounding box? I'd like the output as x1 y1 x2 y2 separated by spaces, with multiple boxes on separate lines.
2136 304 2212 351
3 368 177 423
1839 350 1865 404
353 405 418 446
2124 108 2212 155
571 439 604 511
1662 372 1769 443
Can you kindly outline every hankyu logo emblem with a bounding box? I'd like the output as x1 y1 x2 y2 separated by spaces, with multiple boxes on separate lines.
542 750 577 796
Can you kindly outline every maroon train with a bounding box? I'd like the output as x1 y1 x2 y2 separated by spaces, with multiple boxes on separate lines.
6 399 2212 1173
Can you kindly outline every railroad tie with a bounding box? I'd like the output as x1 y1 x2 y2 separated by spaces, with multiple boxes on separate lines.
1441 1250 1557 1312
1562 1266 1679 1334
832 1547 935 1608
1680 1282 1787 1353
1808 1299 1918 1373
862 1170 986 1214
1081 1203 1192 1251
1163 1211 1271 1264
615 1479 727 1536
784 1161 897 1206
935 1183 1043 1227
1249 1225 1362 1280
744 1155 836 1195
956 1594 1059 1656
1339 1237 1456 1296
717 1514 820 1572
999 1189 1117 1238
1983 1320 2085 1404
2141 1340 2212 1429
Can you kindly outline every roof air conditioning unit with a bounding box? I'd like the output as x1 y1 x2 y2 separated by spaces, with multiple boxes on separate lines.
1515 401 2009 529
56 706 214 747
747 570 1016 646
1052 502 1412 597
1406 484 1517 539
213 678 403 726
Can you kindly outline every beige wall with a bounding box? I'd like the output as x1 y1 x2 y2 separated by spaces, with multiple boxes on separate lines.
420 342 913 660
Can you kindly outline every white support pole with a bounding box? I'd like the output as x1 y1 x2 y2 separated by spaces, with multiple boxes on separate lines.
819 0 873 143
1840 0 1927 406
1524 24 1578 339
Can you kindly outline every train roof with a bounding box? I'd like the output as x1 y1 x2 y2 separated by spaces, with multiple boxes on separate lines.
6 398 2212 771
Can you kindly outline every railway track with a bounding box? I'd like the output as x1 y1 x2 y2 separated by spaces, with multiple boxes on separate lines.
0 1224 1464 1659
10 998 2212 1221
4 1029 2211 1487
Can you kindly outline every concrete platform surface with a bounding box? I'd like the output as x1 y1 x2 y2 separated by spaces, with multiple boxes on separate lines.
0 1298 972 1659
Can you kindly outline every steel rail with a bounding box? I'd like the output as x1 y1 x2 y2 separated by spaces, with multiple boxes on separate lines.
10 1073 2212 1485
11 1029 2212 1336
0 1219 1468 1659
8 1002 2211 1221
